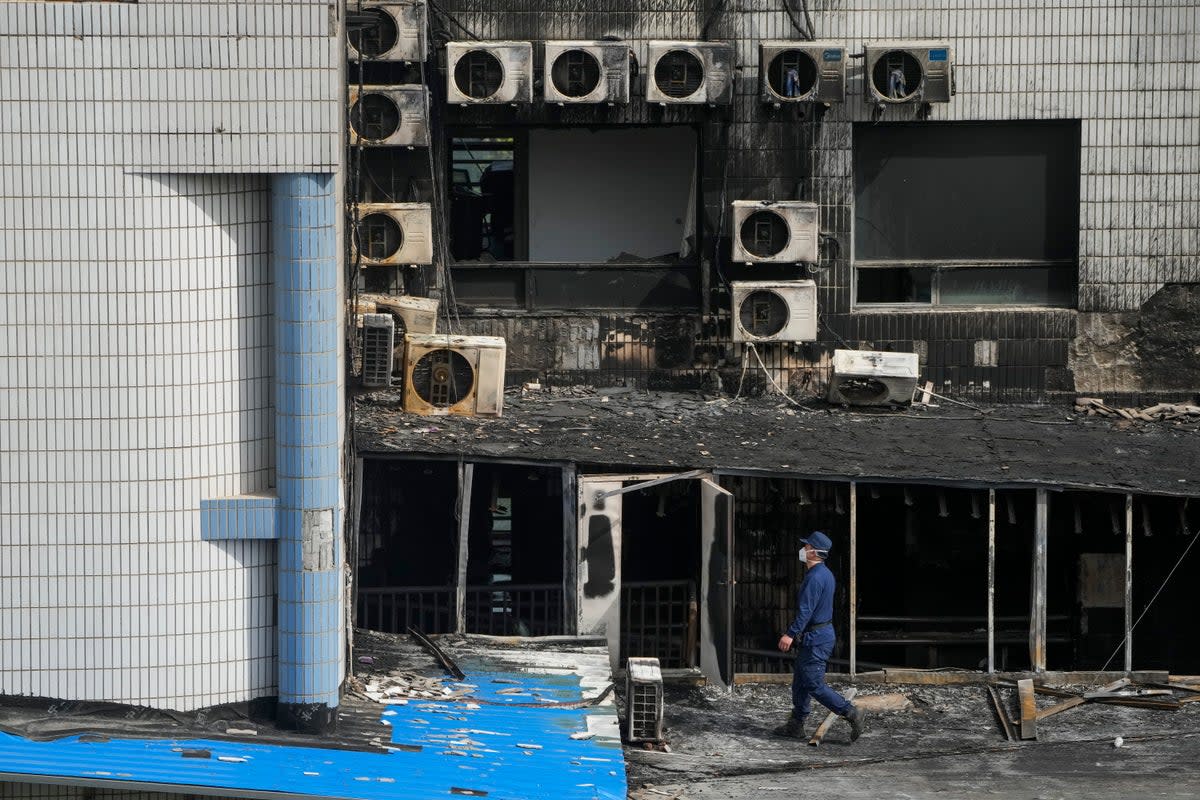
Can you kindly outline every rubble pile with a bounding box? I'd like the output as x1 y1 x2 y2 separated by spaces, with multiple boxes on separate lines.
1076 397 1200 422
346 671 474 704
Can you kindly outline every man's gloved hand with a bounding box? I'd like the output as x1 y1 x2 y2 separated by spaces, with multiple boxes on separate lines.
777 634 794 652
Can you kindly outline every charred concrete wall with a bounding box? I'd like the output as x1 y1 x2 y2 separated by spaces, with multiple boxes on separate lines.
361 0 1199 403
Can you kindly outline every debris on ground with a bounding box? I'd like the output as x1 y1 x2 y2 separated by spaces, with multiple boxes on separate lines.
1076 396 1200 422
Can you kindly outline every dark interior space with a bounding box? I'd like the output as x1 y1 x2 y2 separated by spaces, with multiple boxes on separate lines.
993 490 1037 671
1046 491 1128 669
620 480 703 669
1132 495 1200 673
465 463 566 635
856 485 989 670
356 459 459 634
729 478 851 675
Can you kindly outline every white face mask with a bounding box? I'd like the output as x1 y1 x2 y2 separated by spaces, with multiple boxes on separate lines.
798 546 811 563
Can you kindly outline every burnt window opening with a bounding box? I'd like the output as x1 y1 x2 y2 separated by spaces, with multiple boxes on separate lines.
455 50 504 99
767 49 818 99
550 49 602 98
350 93 401 142
465 465 566 636
358 212 404 260
347 8 398 59
654 50 704 99
449 127 698 265
1129 495 1200 673
739 210 790 258
410 348 474 408
854 121 1080 307
738 289 790 338
871 50 922 101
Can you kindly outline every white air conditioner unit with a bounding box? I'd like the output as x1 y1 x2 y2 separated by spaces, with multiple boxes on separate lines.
759 41 846 104
827 350 920 406
348 85 429 147
361 313 396 387
645 41 734 105
864 41 953 105
731 281 817 343
543 41 631 105
446 42 533 105
625 657 665 744
403 334 506 417
352 203 433 267
731 200 819 265
363 294 439 335
346 1 427 63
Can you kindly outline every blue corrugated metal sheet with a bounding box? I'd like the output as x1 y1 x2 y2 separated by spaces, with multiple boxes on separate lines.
0 660 626 800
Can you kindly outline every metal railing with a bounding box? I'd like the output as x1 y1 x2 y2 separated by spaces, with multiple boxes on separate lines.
356 586 455 635
465 583 564 636
621 580 698 669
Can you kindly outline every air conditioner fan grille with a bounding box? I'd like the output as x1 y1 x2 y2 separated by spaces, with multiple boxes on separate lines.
455 50 505 99
350 94 401 141
412 348 475 408
551 49 602 97
347 8 398 58
738 290 790 338
767 49 818 99
871 50 923 101
358 213 405 261
654 50 704 99
739 210 790 258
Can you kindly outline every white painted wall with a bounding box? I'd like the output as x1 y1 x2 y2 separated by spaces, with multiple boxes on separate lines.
0 0 340 709
527 128 696 262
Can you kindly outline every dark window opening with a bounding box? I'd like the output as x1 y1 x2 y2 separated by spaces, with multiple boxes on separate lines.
854 121 1080 307
654 50 704 99
454 50 504 99
728 478 851 675
465 465 566 636
550 49 602 97
767 49 818 98
992 490 1037 671
356 461 459 634
347 8 398 59
1130 495 1200 673
449 127 698 265
620 481 703 669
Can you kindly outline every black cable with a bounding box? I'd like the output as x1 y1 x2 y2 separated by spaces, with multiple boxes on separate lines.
428 0 479 41
781 0 810 40
799 0 816 39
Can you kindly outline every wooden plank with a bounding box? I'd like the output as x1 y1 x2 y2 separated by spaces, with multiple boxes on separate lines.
1031 491 1048 672
986 685 1016 741
854 693 912 712
454 462 473 634
850 481 857 677
808 688 857 746
1125 494 1134 673
988 489 996 674
1037 677 1128 721
1017 679 1038 740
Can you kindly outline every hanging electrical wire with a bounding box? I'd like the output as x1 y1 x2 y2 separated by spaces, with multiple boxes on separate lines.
701 0 729 39
782 0 815 40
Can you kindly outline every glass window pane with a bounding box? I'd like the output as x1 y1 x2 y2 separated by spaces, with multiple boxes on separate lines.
857 267 933 304
938 267 1076 306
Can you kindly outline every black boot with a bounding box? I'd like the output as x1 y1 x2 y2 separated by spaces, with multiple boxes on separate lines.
772 714 807 739
845 703 866 742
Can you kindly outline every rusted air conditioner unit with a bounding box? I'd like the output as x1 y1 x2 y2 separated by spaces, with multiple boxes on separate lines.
827 350 920 406
361 313 396 388
864 42 953 105
645 41 735 105
352 203 433 267
759 41 846 104
346 1 427 63
543 41 631 105
362 294 439 335
446 42 533 105
731 200 819 265
403 334 506 417
731 280 817 343
348 85 429 147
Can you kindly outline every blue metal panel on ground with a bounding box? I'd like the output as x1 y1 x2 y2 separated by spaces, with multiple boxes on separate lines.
0 663 626 800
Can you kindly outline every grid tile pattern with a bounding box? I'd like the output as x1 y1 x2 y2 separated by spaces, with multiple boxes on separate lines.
200 493 280 540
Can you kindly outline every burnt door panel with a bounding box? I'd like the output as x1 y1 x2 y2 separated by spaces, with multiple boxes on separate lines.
700 478 735 690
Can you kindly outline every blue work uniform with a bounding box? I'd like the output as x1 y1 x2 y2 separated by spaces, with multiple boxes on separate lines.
785 561 851 718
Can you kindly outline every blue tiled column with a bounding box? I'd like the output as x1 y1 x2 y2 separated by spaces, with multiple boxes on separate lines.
271 174 341 733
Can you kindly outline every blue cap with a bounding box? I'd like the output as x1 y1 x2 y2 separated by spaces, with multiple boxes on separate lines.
800 531 833 553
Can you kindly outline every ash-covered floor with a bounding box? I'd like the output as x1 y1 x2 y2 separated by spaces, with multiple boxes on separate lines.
624 681 1200 799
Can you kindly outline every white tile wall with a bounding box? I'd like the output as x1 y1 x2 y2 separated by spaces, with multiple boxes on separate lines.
0 0 341 709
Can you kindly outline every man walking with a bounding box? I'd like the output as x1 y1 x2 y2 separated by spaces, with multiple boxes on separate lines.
773 531 865 741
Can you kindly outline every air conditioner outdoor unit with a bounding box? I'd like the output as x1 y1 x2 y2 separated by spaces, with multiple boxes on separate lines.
361 313 396 388
543 41 631 105
731 200 819 265
348 85 429 147
864 41 953 105
403 334 506 417
446 42 533 105
731 280 817 343
645 41 734 105
759 41 846 104
827 349 920 406
625 657 665 744
346 1 427 63
352 203 433 267
363 294 439 335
